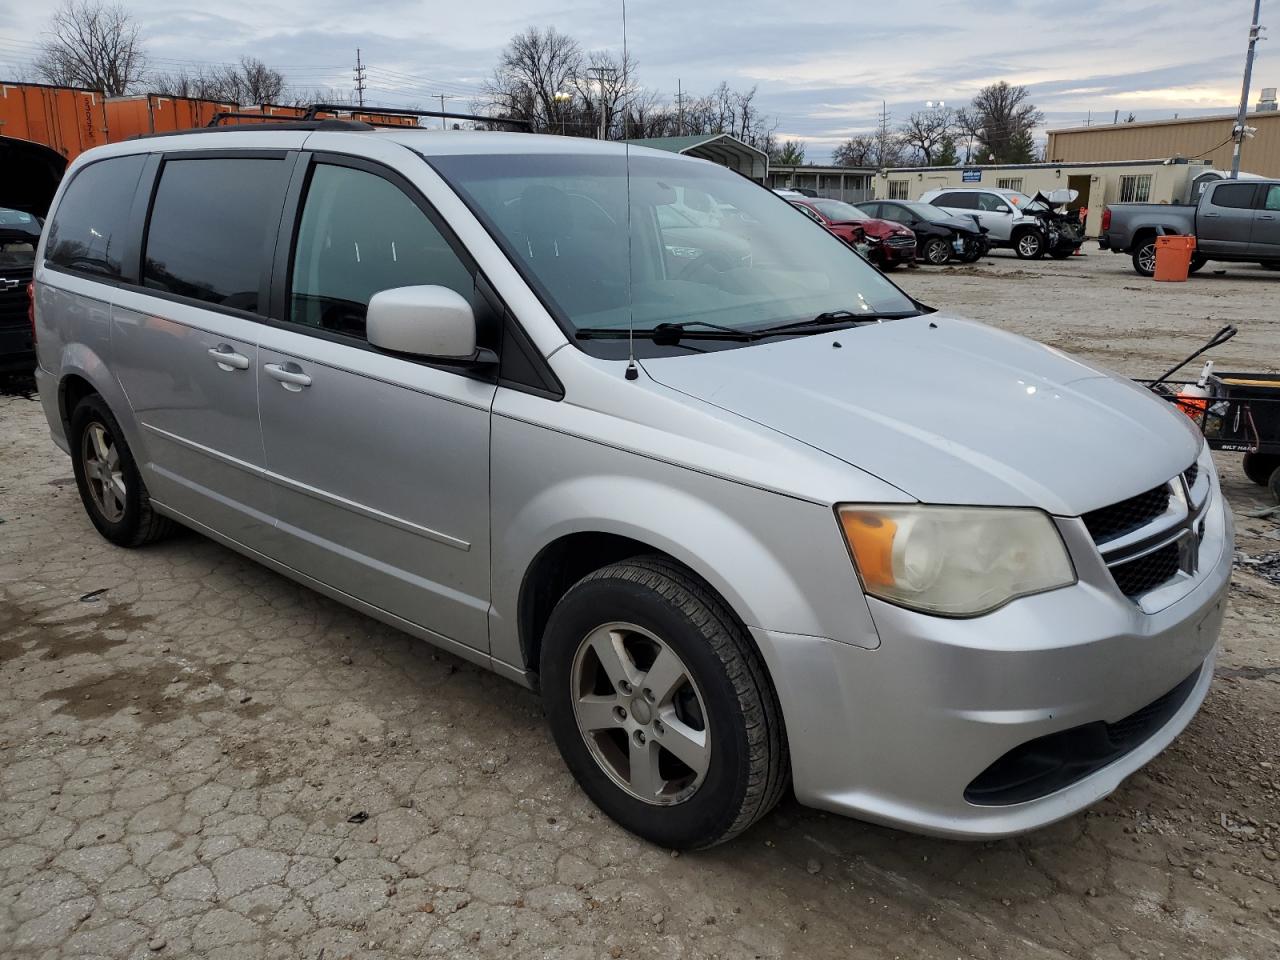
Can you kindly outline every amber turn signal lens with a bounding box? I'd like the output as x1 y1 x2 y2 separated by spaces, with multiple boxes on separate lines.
838 510 898 588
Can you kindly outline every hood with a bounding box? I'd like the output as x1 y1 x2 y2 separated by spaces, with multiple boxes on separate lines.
641 315 1200 516
934 214 982 234
854 218 913 239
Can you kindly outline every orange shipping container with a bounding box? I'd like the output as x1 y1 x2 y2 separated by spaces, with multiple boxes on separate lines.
0 82 108 162
105 94 237 140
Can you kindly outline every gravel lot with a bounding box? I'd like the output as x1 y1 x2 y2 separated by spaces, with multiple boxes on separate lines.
2 244 1278 959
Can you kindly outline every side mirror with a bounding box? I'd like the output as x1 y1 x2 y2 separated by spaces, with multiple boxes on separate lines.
366 285 478 360
995 204 1010 214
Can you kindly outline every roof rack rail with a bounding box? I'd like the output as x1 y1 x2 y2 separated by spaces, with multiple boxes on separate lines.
206 113 373 130
304 103 532 131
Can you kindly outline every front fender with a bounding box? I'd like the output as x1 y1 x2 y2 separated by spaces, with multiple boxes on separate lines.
488 414 883 676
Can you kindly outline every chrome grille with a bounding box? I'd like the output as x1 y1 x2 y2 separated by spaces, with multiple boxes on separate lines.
1084 462 1208 603
1082 485 1170 545
1109 541 1182 597
885 235 915 248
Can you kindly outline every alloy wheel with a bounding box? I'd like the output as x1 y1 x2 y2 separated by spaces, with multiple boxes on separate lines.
1017 233 1042 258
570 621 711 805
81 422 126 523
925 238 951 265
1137 243 1157 274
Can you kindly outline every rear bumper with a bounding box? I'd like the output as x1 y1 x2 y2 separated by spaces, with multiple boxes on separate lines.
758 487 1232 839
1099 235 1113 251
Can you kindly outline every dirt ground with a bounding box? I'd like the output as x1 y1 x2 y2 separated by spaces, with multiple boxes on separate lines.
1 244 1278 960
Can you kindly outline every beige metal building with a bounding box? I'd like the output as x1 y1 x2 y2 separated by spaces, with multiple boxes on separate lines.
1045 109 1280 179
766 164 877 202
872 158 1222 236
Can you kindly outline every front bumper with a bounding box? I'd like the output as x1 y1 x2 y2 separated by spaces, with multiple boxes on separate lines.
756 485 1232 839
0 325 34 371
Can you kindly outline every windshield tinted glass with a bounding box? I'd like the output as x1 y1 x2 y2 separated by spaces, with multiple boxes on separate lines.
430 152 916 356
810 199 868 222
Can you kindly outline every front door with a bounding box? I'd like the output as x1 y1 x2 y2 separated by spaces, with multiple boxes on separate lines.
1197 181 1258 256
1249 183 1280 260
256 157 497 654
110 154 289 550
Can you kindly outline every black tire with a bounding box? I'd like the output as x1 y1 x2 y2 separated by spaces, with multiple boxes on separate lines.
69 393 174 547
1242 452 1280 486
878 259 900 272
1189 254 1207 274
540 555 789 849
1013 229 1044 259
921 237 952 266
1259 262 1280 271
1049 248 1074 259
1132 240 1157 277
1269 466 1280 505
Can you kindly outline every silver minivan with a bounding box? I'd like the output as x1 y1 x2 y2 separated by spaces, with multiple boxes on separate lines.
33 124 1231 848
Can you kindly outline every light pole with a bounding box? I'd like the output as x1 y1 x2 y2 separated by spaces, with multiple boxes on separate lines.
553 91 572 136
1231 0 1266 178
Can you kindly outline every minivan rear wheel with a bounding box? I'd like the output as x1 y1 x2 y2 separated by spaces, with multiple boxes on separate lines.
70 394 174 547
540 556 788 849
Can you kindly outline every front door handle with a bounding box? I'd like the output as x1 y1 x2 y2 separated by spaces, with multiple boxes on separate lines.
1259 214 1276 221
264 362 312 391
208 345 249 371
1204 212 1220 218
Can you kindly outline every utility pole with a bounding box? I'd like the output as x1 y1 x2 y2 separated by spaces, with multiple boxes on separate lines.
676 78 684 136
1231 0 1266 178
437 94 448 130
353 48 366 108
587 66 616 139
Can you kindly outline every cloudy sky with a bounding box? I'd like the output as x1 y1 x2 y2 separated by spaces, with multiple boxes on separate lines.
0 0 1265 161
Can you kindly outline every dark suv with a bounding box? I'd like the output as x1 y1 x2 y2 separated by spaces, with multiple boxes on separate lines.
0 207 40 370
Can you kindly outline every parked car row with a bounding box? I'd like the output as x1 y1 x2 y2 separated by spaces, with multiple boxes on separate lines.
777 186 1086 266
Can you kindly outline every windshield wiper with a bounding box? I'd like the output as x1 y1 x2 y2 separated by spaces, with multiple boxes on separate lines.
749 309 919 337
575 320 761 344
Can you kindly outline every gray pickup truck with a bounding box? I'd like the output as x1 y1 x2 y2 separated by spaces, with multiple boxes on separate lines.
1101 178 1280 276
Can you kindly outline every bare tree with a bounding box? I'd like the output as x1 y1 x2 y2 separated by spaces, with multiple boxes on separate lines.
967 81 1043 164
35 0 146 95
484 27 583 133
151 58 286 105
898 107 957 165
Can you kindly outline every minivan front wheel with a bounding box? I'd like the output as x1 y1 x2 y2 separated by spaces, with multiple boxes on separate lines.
540 556 788 849
70 394 174 547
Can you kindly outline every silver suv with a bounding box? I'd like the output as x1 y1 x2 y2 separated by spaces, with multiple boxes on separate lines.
921 187 1048 258
33 124 1231 848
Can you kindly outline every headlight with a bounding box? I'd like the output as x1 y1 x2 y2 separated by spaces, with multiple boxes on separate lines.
836 505 1076 617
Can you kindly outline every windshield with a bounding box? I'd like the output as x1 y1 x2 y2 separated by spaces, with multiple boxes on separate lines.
902 202 957 223
809 198 869 222
428 152 917 357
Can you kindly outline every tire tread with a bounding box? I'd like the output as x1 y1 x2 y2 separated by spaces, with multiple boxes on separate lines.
571 555 790 847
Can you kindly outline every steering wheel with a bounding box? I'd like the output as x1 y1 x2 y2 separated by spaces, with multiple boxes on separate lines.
678 250 739 282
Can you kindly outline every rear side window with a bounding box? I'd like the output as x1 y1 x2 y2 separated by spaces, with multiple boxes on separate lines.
143 157 287 313
45 155 146 278
935 192 977 209
1209 183 1257 209
288 163 474 339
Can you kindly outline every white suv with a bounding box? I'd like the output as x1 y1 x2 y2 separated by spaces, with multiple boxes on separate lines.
921 187 1047 258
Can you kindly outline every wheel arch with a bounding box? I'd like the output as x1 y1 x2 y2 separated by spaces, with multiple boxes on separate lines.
500 474 865 683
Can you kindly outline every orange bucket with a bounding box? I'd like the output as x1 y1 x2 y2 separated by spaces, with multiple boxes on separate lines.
1154 235 1196 282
